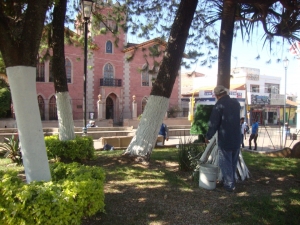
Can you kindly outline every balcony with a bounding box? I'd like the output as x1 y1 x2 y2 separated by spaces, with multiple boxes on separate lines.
100 78 122 87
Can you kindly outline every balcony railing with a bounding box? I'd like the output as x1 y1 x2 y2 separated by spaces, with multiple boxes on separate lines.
100 78 122 87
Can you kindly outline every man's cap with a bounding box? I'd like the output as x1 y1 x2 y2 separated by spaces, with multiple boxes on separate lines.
214 85 227 96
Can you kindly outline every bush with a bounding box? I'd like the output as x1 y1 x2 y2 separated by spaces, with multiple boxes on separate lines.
45 135 95 161
0 83 11 118
0 162 105 225
190 105 213 142
0 135 22 165
177 137 205 174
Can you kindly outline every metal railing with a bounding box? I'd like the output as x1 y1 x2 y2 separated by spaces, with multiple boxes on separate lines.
100 78 122 87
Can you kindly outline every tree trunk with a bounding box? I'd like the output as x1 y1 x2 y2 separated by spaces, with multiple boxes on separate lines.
217 0 237 89
124 0 199 159
56 92 75 140
125 96 169 158
6 67 51 183
52 0 75 140
0 0 51 182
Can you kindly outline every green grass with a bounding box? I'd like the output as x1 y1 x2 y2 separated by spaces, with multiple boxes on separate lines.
0 156 24 172
1 149 300 225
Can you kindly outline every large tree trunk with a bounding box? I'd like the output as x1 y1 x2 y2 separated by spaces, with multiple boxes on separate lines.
7 67 51 182
125 96 169 158
217 0 237 89
124 0 199 159
52 0 75 140
0 0 51 182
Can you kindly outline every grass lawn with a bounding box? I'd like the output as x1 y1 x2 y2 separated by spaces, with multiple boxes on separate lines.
1 148 300 225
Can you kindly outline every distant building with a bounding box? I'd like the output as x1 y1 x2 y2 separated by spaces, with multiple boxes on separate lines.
34 2 180 125
181 67 297 125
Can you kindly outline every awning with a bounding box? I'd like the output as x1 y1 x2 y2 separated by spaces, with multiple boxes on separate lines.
286 99 298 107
182 83 246 97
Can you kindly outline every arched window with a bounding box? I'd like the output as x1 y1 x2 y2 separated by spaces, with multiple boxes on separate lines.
106 41 112 53
141 64 149 86
142 97 148 113
104 63 114 79
36 59 45 82
65 58 72 83
49 95 58 120
37 95 45 120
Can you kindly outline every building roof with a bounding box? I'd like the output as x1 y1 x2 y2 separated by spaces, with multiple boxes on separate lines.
286 99 297 107
123 38 166 52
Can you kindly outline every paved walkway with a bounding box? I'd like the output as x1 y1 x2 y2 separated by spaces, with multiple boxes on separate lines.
93 126 300 152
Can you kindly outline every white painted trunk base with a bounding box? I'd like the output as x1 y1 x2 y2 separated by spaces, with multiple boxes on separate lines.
56 92 75 141
6 66 51 183
124 95 169 157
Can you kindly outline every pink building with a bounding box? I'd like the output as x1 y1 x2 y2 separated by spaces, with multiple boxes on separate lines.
35 13 180 125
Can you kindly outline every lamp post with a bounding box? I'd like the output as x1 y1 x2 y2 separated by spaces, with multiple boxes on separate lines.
81 0 93 135
282 57 289 147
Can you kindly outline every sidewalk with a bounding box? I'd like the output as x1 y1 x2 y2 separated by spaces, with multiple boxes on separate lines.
93 135 199 150
93 127 300 152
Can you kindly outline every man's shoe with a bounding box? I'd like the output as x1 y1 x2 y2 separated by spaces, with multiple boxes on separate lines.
248 147 252 150
253 148 257 150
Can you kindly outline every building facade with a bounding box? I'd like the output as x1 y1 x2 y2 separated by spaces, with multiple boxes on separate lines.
181 67 297 126
35 5 180 125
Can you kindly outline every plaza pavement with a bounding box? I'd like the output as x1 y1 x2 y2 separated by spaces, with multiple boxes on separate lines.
93 126 300 152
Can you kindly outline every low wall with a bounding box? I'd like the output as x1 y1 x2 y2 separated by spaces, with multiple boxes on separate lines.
0 119 113 129
100 135 164 148
123 117 191 129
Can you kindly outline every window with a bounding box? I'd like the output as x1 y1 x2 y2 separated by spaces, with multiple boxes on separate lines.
104 63 114 78
36 60 45 82
37 95 45 120
250 85 259 93
142 70 149 86
265 83 279 94
65 58 72 83
106 41 112 53
141 64 159 87
49 95 58 120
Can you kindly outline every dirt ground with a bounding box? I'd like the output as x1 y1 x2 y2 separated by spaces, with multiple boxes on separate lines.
81 153 299 225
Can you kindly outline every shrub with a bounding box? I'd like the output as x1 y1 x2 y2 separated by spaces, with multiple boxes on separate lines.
0 135 22 165
45 135 95 161
177 136 205 173
190 105 213 142
0 84 11 118
0 162 105 225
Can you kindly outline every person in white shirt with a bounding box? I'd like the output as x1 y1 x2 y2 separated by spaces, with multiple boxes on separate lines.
240 117 247 148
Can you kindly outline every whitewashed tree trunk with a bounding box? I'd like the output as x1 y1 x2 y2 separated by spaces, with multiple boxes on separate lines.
56 92 75 141
124 95 169 157
6 66 51 183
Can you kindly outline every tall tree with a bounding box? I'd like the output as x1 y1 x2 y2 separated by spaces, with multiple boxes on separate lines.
51 0 75 140
217 0 237 89
123 0 199 159
122 0 300 159
0 0 51 182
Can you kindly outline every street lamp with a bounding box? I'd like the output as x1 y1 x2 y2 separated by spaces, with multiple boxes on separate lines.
282 57 289 147
81 0 93 135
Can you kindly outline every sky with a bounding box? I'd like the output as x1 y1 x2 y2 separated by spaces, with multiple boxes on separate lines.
127 21 299 97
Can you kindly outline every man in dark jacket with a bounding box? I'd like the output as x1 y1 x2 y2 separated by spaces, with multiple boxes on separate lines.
205 85 241 192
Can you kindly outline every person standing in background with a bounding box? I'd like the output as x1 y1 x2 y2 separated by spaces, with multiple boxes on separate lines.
159 123 169 145
205 85 241 192
249 119 259 150
240 117 247 148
